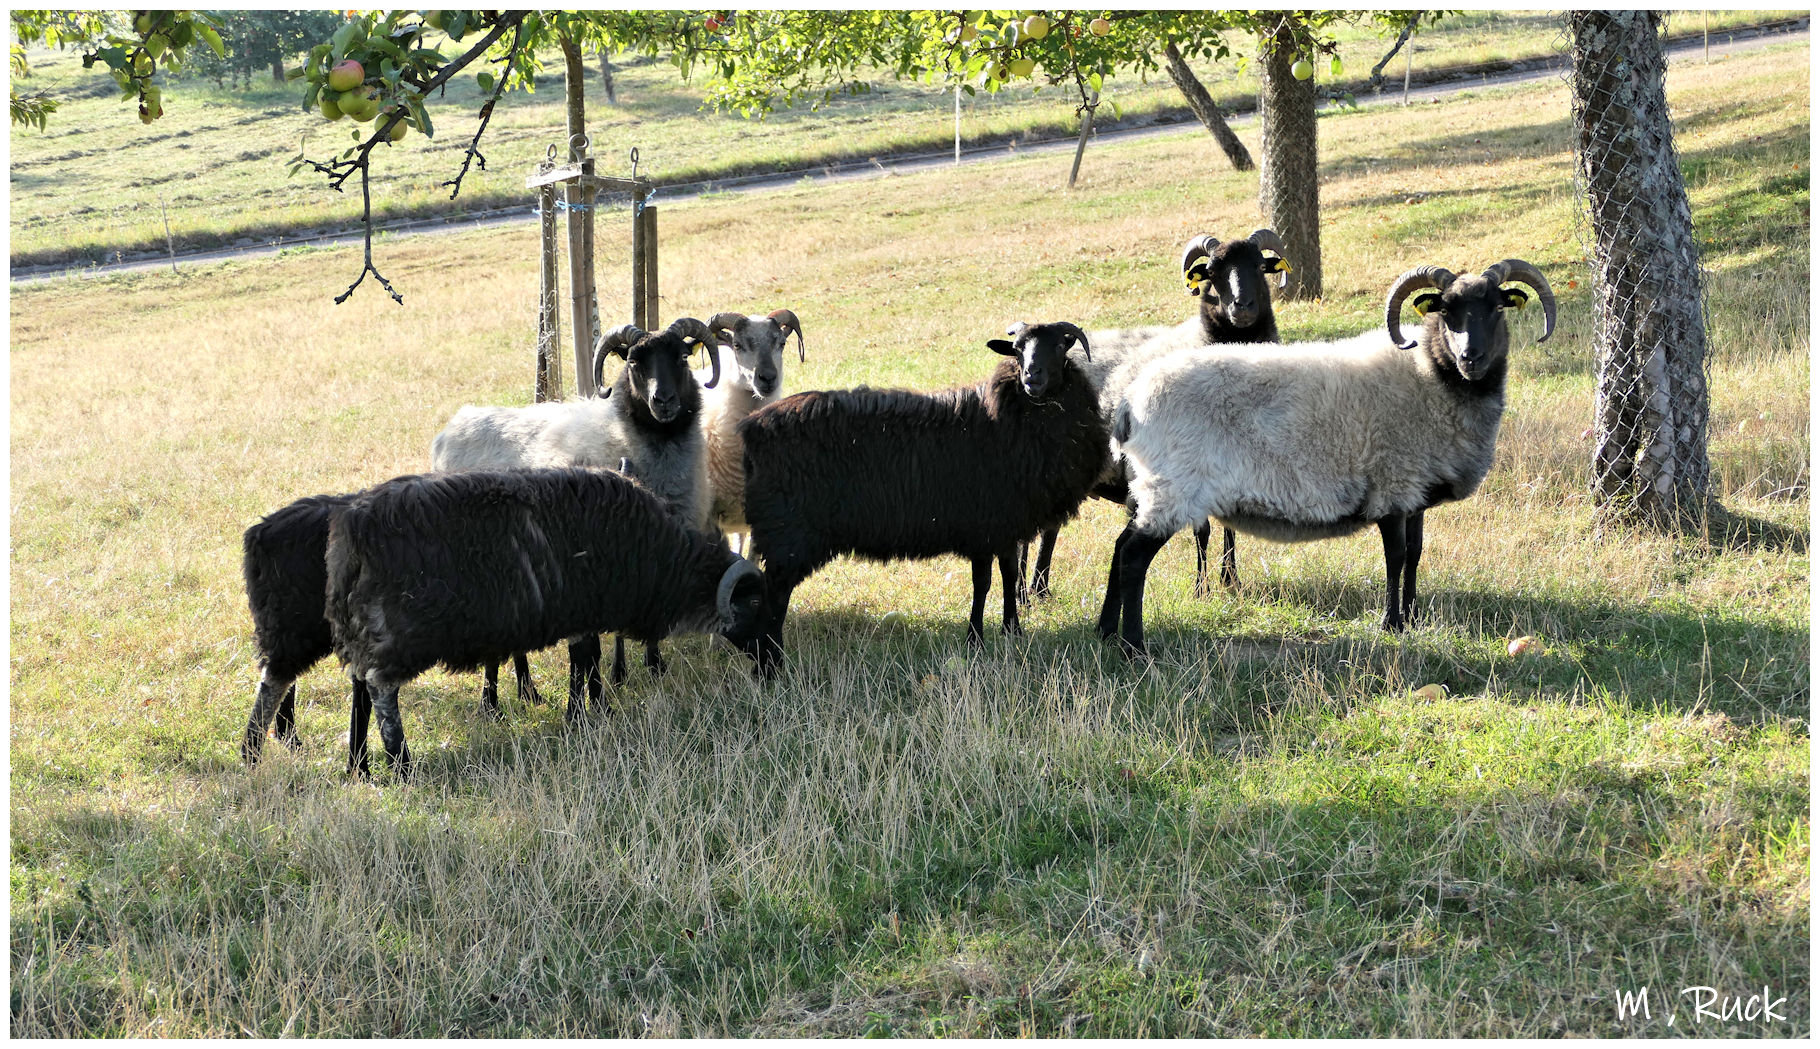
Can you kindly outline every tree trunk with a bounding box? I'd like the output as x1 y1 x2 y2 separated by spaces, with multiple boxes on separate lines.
270 57 286 83
599 50 616 104
1569 11 1715 528
1162 41 1253 171
1257 25 1321 299
561 34 588 158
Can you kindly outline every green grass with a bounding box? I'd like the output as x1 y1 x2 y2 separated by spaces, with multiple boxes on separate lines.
7 10 1800 268
9 38 1809 1037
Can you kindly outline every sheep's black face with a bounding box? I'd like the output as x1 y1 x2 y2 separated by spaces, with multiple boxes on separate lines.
1187 241 1282 330
717 572 767 646
627 336 698 423
1416 277 1524 382
988 323 1087 402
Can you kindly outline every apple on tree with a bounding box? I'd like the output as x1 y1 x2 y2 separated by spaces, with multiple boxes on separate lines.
328 58 364 93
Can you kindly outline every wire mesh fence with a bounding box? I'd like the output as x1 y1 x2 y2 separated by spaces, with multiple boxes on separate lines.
1561 11 1716 524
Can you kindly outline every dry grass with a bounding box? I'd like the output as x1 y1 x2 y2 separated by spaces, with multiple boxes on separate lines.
9 39 1809 1037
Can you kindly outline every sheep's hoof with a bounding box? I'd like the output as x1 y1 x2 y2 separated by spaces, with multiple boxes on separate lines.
518 682 545 707
276 730 302 750
1116 636 1149 662
645 652 669 678
478 700 505 723
1001 621 1026 639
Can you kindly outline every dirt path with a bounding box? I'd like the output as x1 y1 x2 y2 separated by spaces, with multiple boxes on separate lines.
12 18 1806 287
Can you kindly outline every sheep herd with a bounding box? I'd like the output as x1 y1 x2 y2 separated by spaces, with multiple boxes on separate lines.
240 231 1556 779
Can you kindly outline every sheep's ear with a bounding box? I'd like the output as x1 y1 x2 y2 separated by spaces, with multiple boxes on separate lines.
1262 256 1291 275
986 338 1019 356
1412 292 1445 317
1501 287 1530 311
1183 262 1210 295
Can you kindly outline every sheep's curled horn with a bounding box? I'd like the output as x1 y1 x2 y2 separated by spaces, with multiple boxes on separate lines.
665 316 721 389
715 558 760 622
592 323 646 394
768 309 806 363
1179 234 1219 295
1248 227 1291 289
1382 260 1557 350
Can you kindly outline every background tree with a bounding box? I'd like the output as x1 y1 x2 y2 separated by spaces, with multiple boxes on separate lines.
179 11 346 88
1568 10 1715 528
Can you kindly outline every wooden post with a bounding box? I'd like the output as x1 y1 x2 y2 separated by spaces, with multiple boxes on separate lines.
566 177 596 398
632 185 649 331
954 81 961 164
1068 92 1098 189
639 192 658 328
1403 39 1412 106
535 180 561 402
160 196 177 273
579 149 600 368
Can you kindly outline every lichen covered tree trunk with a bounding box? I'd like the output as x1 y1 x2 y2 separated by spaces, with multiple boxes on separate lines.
1569 10 1715 528
1162 42 1253 172
1257 23 1321 299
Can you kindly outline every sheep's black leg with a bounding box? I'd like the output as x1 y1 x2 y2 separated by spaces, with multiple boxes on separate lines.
1097 524 1133 640
566 635 604 726
241 671 295 767
965 554 993 648
1030 527 1058 600
370 680 412 781
273 683 301 749
644 641 667 677
610 635 629 686
1377 513 1408 633
1191 520 1213 598
347 673 372 779
998 547 1024 637
749 569 804 680
1116 529 1171 659
513 652 542 706
1221 526 1241 592
479 660 504 722
1401 510 1425 625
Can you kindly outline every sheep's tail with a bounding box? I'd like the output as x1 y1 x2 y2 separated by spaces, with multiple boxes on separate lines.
323 510 365 671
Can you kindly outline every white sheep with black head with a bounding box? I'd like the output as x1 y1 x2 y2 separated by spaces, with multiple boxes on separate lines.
1100 258 1556 656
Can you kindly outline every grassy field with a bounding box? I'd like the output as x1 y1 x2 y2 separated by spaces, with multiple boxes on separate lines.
9 37 1809 1038
7 10 1799 268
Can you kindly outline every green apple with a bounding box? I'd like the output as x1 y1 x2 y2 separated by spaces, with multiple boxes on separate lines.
1021 15 1049 40
1290 57 1314 80
318 92 345 120
327 59 364 93
1088 17 1111 36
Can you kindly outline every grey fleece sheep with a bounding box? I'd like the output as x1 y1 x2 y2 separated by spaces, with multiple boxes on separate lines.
1101 258 1557 656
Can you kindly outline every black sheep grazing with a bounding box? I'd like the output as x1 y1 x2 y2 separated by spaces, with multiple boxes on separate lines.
1024 229 1290 602
319 468 766 779
738 321 1108 675
238 490 543 775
